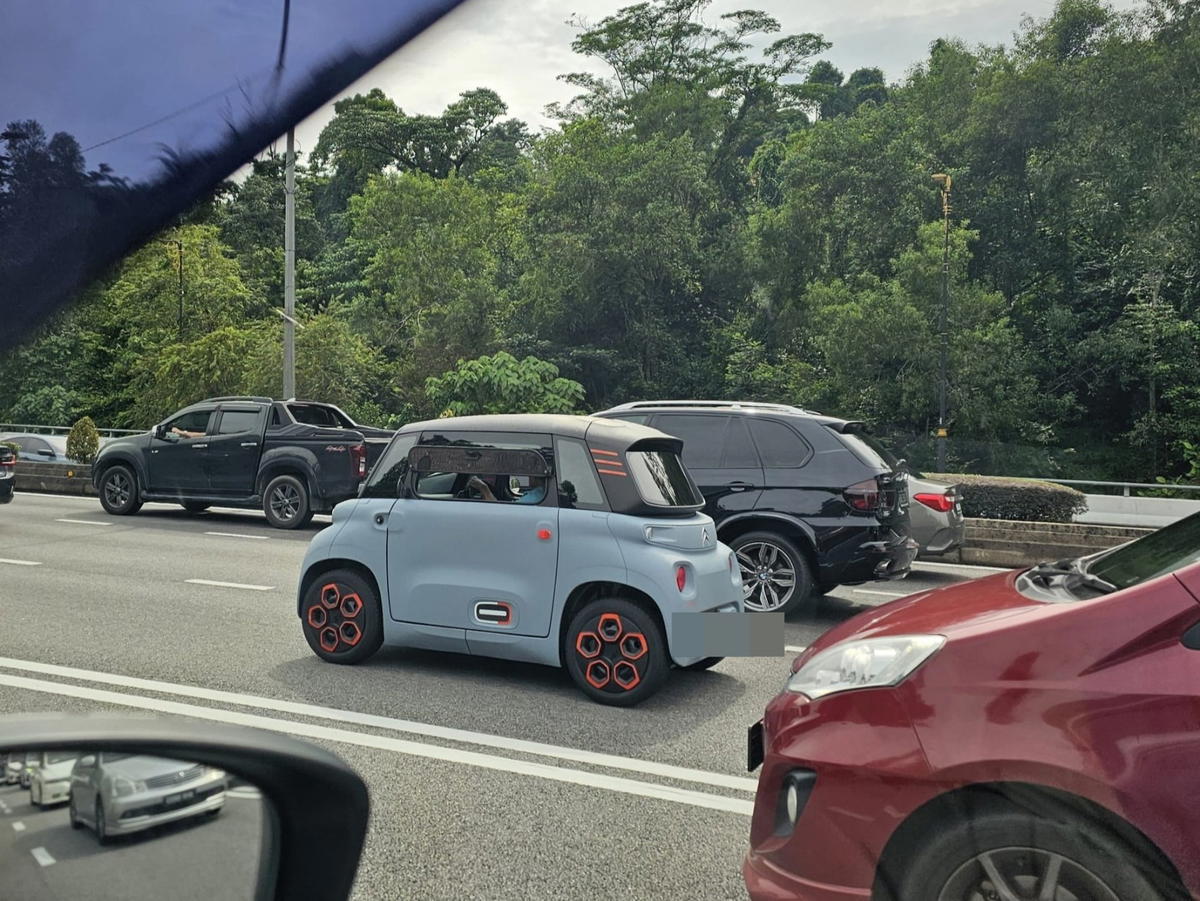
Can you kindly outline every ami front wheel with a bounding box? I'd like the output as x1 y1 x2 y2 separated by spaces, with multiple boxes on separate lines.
563 598 669 707
301 569 383 665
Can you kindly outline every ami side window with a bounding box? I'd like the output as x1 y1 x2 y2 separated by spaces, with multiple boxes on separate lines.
361 433 418 499
411 431 553 505
554 437 607 510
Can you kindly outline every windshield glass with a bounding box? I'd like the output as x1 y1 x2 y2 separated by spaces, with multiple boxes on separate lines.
1088 512 1200 591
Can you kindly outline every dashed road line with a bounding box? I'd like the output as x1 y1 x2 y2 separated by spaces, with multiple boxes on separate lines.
12 821 25 832
914 560 1009 573
850 588 908 598
30 847 55 867
54 518 112 527
0 558 41 567
185 579 274 592
204 531 270 541
783 645 807 655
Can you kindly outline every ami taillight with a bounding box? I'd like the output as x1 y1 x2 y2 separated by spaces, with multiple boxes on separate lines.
350 444 367 479
914 491 955 513
676 565 687 592
843 479 881 512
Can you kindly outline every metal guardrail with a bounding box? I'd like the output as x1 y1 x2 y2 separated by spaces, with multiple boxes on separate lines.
1042 478 1200 497
0 423 141 438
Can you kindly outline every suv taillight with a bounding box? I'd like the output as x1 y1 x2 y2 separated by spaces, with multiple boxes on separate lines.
914 491 954 513
844 479 881 512
350 444 367 479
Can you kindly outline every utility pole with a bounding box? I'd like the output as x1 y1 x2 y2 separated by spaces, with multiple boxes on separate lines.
932 173 952 472
176 238 185 340
283 127 296 399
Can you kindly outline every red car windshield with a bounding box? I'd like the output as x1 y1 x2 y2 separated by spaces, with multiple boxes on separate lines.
1088 511 1200 591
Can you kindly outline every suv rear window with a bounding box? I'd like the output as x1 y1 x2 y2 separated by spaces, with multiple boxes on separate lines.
626 450 703 508
835 428 894 471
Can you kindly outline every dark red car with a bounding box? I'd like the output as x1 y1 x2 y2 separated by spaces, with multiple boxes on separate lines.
745 512 1200 901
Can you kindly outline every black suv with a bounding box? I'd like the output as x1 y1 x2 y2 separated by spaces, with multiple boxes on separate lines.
596 401 917 614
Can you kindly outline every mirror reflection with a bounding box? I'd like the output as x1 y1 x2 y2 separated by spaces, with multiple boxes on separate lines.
0 749 267 900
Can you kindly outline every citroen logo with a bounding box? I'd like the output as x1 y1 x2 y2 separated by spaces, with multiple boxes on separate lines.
701 528 711 545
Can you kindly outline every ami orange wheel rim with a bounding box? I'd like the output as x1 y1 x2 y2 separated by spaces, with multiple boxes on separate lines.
574 612 650 693
307 581 366 655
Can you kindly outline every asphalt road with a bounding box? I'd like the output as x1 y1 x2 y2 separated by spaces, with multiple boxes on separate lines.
0 492 995 900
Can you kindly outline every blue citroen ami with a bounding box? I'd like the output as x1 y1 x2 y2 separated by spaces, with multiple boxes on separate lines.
296 414 745 706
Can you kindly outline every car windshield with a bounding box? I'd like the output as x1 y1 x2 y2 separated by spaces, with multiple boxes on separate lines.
5 1 1200 900
1087 512 1200 591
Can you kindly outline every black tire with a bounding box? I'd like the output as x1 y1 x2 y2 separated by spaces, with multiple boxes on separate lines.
263 474 310 529
301 568 383 665
95 799 112 845
683 657 724 672
730 531 814 616
563 597 669 707
98 465 142 516
892 805 1169 901
181 501 210 513
68 795 82 829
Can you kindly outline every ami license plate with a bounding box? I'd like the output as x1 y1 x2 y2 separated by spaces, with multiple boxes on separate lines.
164 789 195 807
747 720 764 772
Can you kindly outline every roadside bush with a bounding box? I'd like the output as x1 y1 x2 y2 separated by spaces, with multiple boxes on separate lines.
66 416 101 464
1 441 17 457
925 473 1087 523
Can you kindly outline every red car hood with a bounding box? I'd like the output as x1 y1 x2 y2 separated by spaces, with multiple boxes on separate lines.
795 569 1038 667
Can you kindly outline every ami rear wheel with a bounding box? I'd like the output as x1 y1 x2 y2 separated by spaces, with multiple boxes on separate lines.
891 806 1170 901
98 465 143 516
563 598 669 707
730 531 814 616
263 474 313 529
301 569 383 665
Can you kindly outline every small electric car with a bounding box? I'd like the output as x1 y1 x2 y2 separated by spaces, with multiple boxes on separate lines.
297 415 745 706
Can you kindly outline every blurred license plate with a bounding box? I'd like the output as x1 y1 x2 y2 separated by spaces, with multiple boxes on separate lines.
164 789 195 806
747 720 764 772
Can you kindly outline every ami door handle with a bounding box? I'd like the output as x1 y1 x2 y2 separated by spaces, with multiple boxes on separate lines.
373 512 387 525
192 443 208 449
726 481 751 492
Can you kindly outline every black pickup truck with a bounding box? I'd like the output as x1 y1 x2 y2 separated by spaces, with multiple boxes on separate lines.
0 443 14 505
92 397 385 528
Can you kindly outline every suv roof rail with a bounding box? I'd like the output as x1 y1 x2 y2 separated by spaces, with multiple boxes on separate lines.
198 396 274 404
603 400 822 415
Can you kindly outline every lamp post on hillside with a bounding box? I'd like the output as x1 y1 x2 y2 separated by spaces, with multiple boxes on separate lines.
931 172 952 472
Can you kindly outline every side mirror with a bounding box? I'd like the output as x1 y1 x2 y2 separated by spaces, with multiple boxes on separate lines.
153 424 168 440
37 449 55 458
0 715 369 900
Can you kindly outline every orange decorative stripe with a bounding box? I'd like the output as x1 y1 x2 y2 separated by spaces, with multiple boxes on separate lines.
596 469 627 477
590 448 619 457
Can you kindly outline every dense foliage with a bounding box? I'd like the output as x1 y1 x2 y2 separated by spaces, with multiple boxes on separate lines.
65 416 100 464
2 0 1198 480
927 473 1089 523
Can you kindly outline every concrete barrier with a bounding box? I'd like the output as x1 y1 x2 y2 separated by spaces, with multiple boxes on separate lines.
945 519 1153 568
1076 494 1200 528
13 461 96 496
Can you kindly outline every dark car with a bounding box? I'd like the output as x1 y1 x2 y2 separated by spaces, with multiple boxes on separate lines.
92 397 371 529
745 512 1200 901
0 443 14 504
596 401 917 614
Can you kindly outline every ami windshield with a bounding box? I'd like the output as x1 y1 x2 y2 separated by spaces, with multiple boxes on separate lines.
1088 511 1200 591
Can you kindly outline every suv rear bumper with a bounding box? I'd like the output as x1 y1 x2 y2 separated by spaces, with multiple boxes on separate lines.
823 529 917 587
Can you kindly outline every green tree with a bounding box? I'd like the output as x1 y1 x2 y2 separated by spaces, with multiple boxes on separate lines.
66 416 100 464
425 352 585 416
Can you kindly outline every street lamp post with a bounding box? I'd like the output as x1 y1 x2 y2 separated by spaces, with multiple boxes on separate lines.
931 173 952 472
283 128 296 400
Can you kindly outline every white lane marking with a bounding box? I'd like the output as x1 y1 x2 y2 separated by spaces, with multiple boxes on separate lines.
0 673 754 816
30 847 55 867
185 579 274 592
12 821 25 832
0 558 41 567
0 656 757 794
784 645 807 654
204 532 270 541
55 518 112 527
850 588 907 598
914 560 1008 573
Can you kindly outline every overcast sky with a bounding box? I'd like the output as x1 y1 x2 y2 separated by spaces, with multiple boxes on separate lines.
277 0 1140 159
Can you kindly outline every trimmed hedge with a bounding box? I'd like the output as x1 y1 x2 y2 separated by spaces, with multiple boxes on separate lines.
924 473 1088 523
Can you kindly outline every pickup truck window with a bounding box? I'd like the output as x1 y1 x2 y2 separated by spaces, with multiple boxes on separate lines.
288 403 354 429
165 409 213 438
216 410 262 435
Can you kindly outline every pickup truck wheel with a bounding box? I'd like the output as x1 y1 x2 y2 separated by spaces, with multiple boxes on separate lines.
263 474 310 529
563 598 668 707
98 465 142 516
301 569 383 664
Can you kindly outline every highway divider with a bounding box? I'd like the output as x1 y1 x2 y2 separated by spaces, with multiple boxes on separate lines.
12 461 96 496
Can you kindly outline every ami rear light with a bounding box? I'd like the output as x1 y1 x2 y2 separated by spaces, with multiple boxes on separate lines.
844 479 881 512
676 565 687 592
350 444 367 478
914 491 955 513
